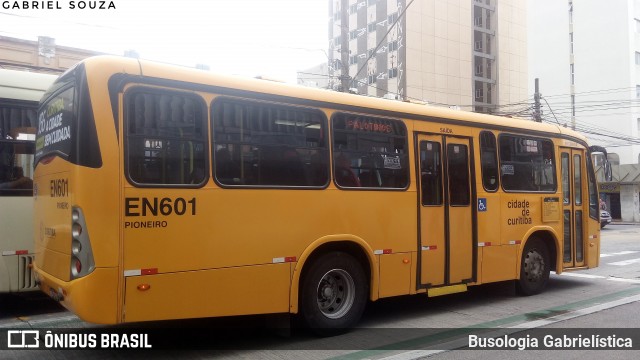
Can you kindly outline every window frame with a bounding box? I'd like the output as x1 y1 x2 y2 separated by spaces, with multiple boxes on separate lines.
210 96 330 189
498 133 557 193
123 86 209 189
479 130 499 192
330 112 409 191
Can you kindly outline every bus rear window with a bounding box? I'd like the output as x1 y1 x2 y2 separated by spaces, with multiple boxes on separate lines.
35 87 74 163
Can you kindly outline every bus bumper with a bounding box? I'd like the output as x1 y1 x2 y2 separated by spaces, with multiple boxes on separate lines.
33 263 120 324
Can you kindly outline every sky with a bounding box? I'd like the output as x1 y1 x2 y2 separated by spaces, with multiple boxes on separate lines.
0 0 329 82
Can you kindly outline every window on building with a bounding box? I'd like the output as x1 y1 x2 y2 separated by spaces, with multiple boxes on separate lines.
636 18 640 32
368 74 377 84
636 85 640 98
499 135 556 192
388 67 398 79
570 64 575 85
388 40 398 52
569 33 574 54
368 22 376 32
332 113 408 188
350 55 358 65
212 99 328 187
125 89 207 186
571 95 576 116
569 2 573 24
388 12 398 25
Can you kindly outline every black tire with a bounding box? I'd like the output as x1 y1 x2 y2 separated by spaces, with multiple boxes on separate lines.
300 252 368 336
516 238 550 296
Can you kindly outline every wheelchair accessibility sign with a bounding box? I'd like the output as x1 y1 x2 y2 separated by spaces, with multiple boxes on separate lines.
478 198 487 212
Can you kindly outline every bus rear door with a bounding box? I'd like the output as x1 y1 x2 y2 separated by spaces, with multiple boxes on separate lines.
417 134 475 292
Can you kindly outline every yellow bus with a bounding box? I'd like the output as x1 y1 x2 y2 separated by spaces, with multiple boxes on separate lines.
33 56 600 333
1 69 57 294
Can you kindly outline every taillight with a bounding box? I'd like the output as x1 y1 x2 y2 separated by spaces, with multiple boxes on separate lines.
70 207 95 279
71 257 82 277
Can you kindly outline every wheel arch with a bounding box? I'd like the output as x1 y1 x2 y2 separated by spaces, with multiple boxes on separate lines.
518 227 559 275
289 235 377 314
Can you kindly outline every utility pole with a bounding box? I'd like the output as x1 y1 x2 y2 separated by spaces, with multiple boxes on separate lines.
340 0 350 92
533 78 542 122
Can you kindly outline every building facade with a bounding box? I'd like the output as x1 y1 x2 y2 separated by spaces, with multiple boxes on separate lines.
529 0 640 165
0 35 101 74
327 0 528 112
596 162 640 222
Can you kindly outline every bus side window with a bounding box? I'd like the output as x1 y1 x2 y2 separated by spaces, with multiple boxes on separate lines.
331 113 408 189
499 134 556 193
479 131 499 192
125 90 207 186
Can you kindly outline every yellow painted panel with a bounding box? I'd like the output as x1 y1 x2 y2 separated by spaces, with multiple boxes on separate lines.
449 206 473 283
379 253 412 298
124 264 291 322
35 265 119 324
481 245 517 283
420 206 445 286
477 193 501 245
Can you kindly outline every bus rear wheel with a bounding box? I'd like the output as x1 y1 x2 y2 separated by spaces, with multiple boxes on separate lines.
516 238 550 296
300 252 367 336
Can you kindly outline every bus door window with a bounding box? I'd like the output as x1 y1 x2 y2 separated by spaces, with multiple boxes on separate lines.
447 144 470 206
420 141 442 206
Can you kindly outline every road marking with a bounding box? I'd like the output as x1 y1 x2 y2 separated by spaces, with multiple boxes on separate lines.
555 272 640 284
600 251 639 258
556 272 604 279
608 258 640 266
331 287 640 360
510 293 640 328
606 277 640 284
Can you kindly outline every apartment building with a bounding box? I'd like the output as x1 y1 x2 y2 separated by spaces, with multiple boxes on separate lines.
327 0 528 113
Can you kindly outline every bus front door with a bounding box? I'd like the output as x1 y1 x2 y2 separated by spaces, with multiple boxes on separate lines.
417 134 475 290
560 148 587 268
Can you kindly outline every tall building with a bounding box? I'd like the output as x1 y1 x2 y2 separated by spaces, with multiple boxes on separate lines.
529 0 640 165
327 0 528 113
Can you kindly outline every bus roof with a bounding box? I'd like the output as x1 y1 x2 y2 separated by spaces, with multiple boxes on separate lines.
0 69 58 102
80 55 589 146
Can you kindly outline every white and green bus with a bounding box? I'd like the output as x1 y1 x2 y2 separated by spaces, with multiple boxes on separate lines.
1 69 57 293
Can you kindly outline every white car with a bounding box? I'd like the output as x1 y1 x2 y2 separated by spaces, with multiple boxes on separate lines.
600 210 612 228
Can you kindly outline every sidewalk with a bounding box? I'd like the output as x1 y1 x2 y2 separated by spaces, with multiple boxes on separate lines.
609 220 640 225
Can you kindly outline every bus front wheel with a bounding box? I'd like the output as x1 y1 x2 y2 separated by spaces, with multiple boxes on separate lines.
300 252 367 336
516 238 550 296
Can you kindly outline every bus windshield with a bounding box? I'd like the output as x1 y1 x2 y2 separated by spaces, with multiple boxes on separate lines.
35 86 75 164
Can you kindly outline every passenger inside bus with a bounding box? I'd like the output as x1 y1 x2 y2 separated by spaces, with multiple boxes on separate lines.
334 153 360 187
0 166 32 190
